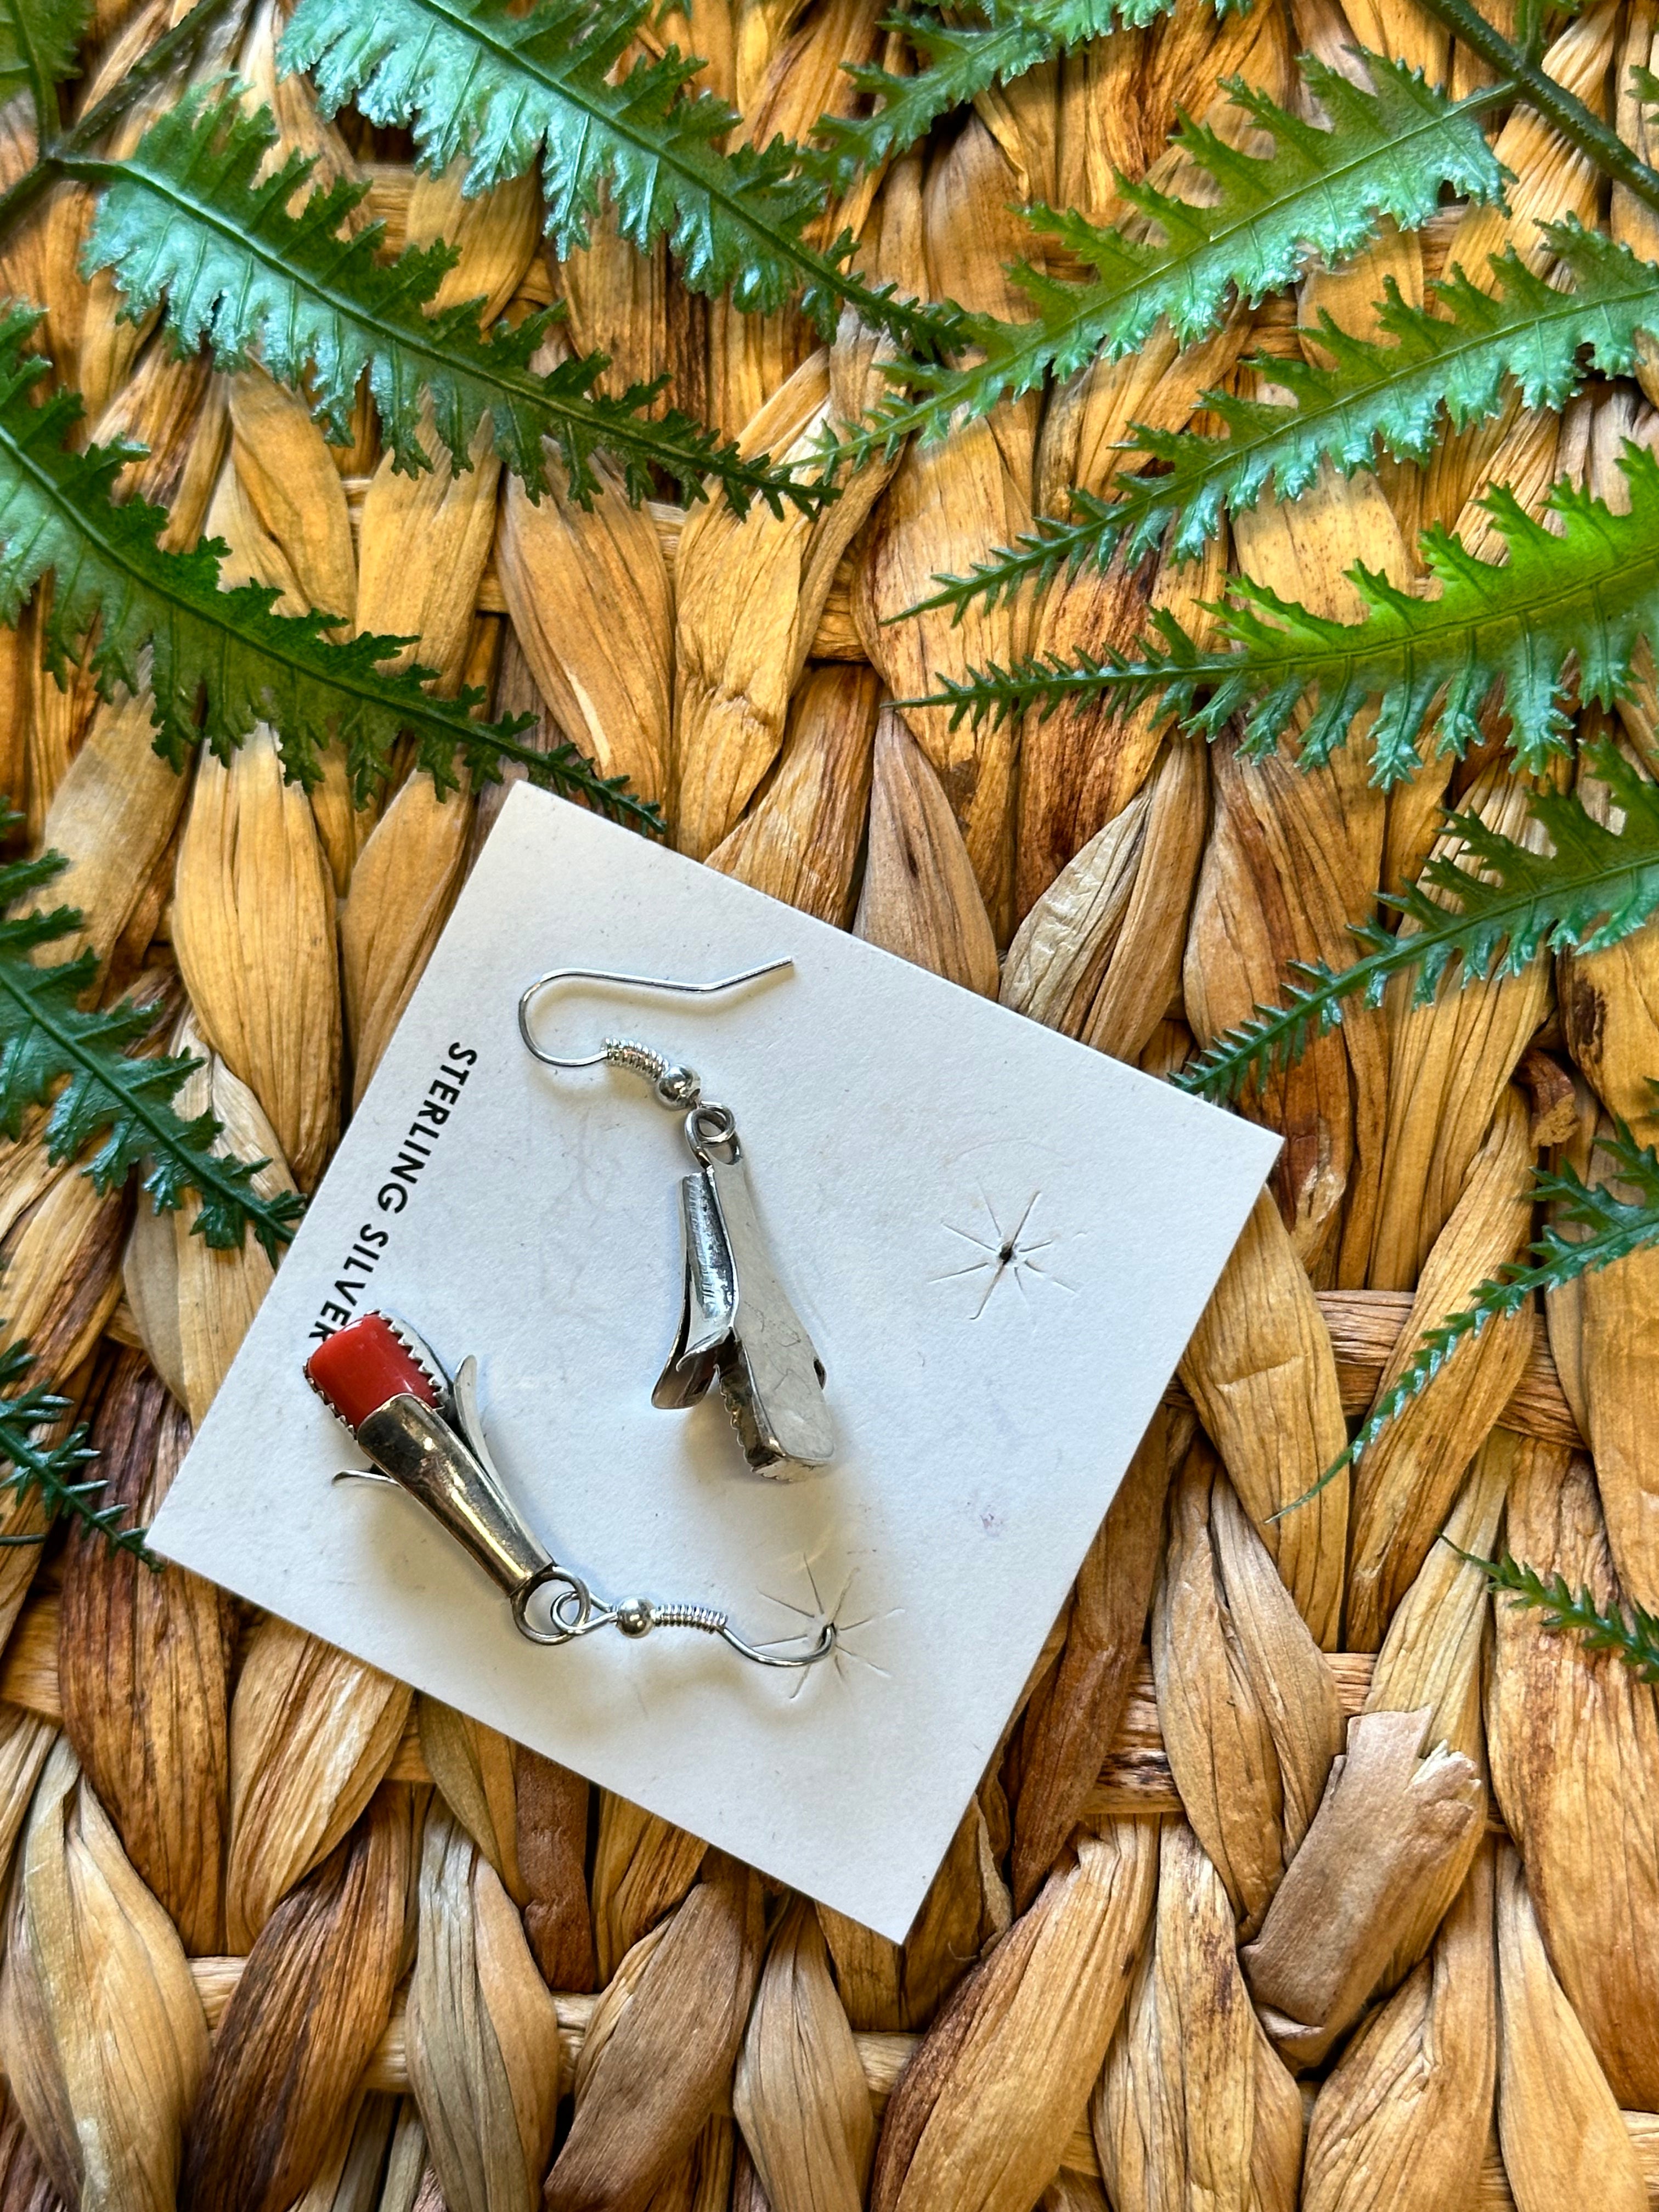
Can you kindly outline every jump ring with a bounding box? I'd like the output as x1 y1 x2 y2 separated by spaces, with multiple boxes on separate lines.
512 1566 597 1645
686 1101 741 1166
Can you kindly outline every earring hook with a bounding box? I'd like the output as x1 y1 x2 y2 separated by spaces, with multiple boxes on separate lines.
517 959 794 1069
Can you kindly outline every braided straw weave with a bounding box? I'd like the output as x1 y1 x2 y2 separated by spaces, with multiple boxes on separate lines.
1 0 1656 2207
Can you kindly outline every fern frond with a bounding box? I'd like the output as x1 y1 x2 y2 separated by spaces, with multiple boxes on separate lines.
0 0 87 133
834 55 1503 461
1337 1123 1659 1469
922 444 1659 786
0 0 244 246
79 92 822 512
904 492 1130 618
278 0 963 355
0 842 304 1257
913 223 1659 619
0 1340 148 1559
0 308 662 828
1176 744 1659 1104
811 0 1174 189
1465 1550 1659 1681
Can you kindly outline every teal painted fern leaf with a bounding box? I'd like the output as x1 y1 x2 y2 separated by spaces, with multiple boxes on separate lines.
278 0 963 355
0 1341 148 1558
921 445 1659 786
1339 1122 1659 1470
0 310 659 827
80 92 821 511
811 0 1176 190
0 0 86 131
833 55 1503 462
913 223 1659 617
0 843 303 1259
1469 1551 1659 1681
1177 744 1659 1105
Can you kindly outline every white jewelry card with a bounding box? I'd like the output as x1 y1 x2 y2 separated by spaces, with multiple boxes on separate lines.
150 785 1278 1940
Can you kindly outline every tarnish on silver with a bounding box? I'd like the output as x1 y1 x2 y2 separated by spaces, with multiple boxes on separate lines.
326 1319 834 1670
516 958 836 1478
357 1389 549 1600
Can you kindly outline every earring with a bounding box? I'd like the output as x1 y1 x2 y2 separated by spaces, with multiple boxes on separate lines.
518 960 836 1477
307 1312 835 1669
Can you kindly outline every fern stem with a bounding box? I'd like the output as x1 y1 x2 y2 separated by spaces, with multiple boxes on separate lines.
0 155 53 246
1412 0 1659 213
0 1344 149 1560
1453 1547 1659 1682
290 0 955 354
0 0 69 147
0 963 299 1254
65 136 810 515
1276 1124 1659 1517
834 58 1504 461
0 0 246 246
918 447 1659 781
904 223 1658 620
1178 913 1458 1103
1178 742 1659 1104
67 0 243 149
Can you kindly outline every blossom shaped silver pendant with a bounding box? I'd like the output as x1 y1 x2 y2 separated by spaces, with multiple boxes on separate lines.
652 1149 833 1474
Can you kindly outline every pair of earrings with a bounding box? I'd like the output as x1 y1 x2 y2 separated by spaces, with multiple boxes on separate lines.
306 962 836 1673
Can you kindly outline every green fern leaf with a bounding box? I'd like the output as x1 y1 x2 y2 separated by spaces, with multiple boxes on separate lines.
79 92 822 512
922 444 1659 786
278 0 962 355
913 223 1659 618
835 55 1503 460
0 1340 150 1559
904 491 1127 618
1337 1122 1659 1471
0 0 87 129
811 0 1175 190
1176 743 1659 1105
0 308 662 829
1327 1088 1659 1522
1465 1550 1659 1682
0 842 304 1259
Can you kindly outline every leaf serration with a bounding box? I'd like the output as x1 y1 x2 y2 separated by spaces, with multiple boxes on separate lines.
916 445 1659 788
81 91 826 512
835 53 1504 463
1468 1549 1659 1683
0 306 662 828
279 0 964 354
1175 744 1659 1105
912 222 1659 618
0 1340 149 1561
0 842 305 1259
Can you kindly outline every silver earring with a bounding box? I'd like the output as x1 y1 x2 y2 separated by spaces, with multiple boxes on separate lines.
308 1312 834 1670
517 960 836 1477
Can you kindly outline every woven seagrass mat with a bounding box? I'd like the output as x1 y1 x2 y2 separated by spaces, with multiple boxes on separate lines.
0 0 1654 2205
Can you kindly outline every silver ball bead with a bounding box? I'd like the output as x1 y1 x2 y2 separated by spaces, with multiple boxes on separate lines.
614 1596 654 1637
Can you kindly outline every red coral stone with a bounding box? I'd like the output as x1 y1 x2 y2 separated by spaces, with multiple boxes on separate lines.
305 1313 438 1431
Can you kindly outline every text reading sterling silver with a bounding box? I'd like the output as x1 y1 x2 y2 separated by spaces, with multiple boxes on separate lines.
518 961 835 1475
305 1312 834 1670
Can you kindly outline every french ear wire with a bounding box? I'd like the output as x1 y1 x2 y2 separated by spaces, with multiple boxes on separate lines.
516 959 795 1071
307 1313 835 1672
517 958 836 1477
